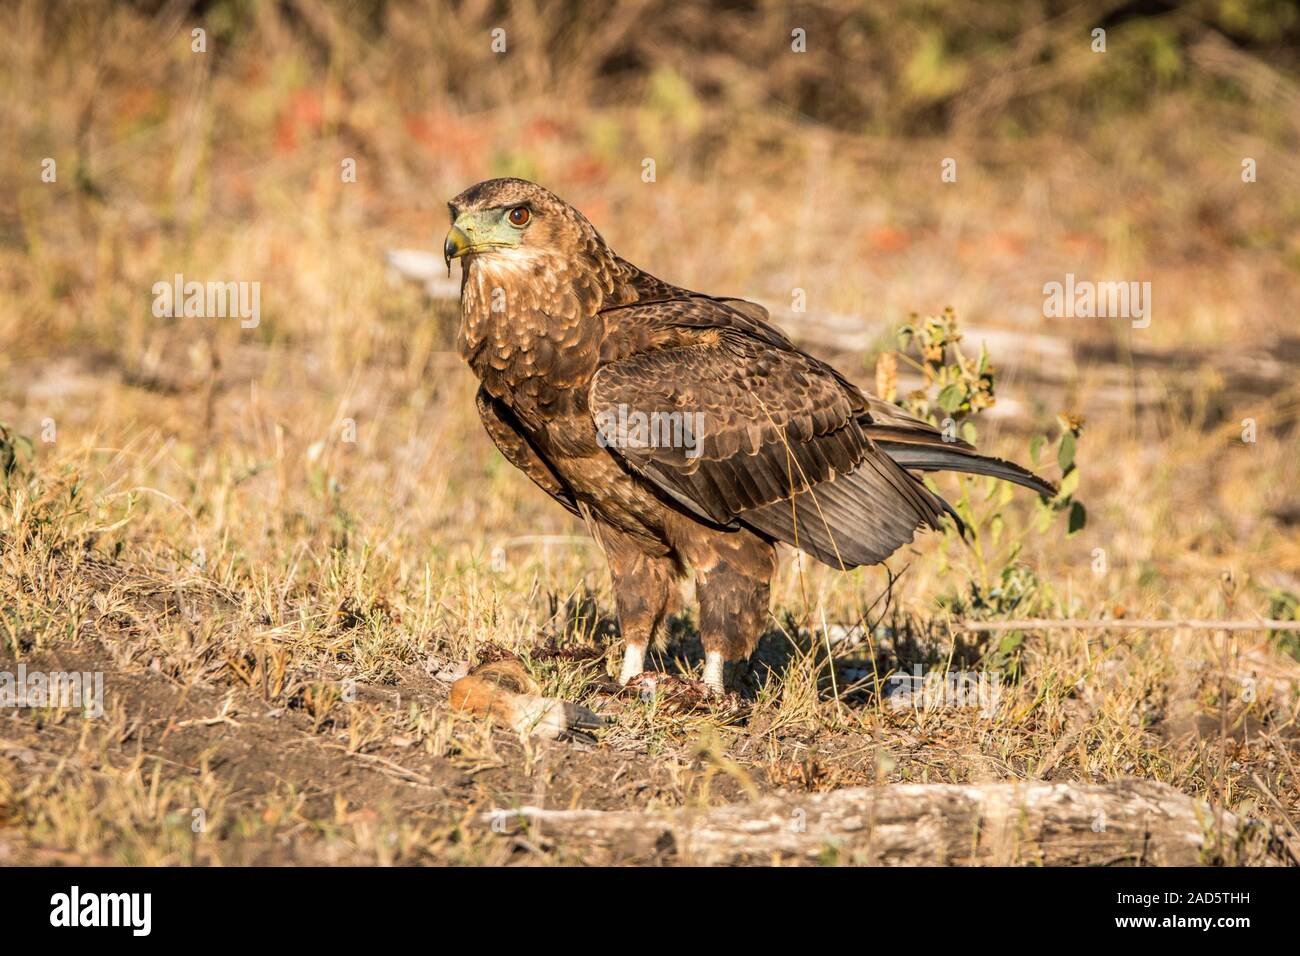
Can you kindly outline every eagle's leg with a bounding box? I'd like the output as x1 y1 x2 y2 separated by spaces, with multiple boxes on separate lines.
604 528 679 686
693 531 777 696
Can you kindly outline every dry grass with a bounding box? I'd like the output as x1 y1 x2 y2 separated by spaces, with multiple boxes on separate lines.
1 0 1298 865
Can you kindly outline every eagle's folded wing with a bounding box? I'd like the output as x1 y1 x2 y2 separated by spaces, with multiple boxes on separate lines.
589 311 953 569
476 386 581 516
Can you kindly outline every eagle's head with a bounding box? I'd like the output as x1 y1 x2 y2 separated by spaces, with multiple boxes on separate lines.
444 178 606 275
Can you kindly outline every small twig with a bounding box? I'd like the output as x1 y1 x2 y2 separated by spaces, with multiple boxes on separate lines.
956 619 1300 632
1249 773 1300 867
494 535 599 550
818 602 842 718
318 743 434 787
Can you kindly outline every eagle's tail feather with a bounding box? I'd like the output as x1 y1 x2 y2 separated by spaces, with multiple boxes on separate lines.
740 452 957 571
876 439 1057 498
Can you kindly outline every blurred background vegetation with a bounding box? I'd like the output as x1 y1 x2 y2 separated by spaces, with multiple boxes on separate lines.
1 0 1297 617
3 1 1299 347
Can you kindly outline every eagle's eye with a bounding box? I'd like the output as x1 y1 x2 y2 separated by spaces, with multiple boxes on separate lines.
507 206 531 227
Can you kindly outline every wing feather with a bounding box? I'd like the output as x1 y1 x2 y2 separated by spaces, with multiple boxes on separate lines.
476 387 581 516
590 301 952 568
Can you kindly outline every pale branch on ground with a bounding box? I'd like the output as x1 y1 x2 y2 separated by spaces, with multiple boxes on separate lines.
482 780 1288 866
954 618 1300 632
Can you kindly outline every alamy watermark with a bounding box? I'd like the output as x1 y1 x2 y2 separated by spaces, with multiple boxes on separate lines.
49 886 150 936
886 665 1003 717
595 404 705 459
1 664 104 718
152 273 260 328
1043 273 1150 328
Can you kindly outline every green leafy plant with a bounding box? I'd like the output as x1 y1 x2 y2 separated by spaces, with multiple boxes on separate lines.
895 307 995 436
881 309 1086 675
0 422 35 492
1260 586 1300 661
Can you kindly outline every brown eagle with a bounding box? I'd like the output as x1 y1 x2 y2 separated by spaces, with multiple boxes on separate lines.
445 178 1053 696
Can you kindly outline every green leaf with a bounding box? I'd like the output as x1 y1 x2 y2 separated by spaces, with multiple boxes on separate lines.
937 384 964 413
1057 431 1076 473
961 421 978 445
1067 500 1087 536
1058 468 1080 499
1029 435 1044 467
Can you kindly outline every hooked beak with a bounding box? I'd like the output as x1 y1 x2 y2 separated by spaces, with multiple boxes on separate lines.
443 224 471 273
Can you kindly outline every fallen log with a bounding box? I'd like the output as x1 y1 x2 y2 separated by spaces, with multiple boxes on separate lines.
482 779 1287 865
385 249 1298 429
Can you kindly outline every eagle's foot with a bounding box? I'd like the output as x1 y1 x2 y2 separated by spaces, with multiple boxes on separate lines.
618 643 647 686
702 650 725 698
